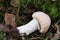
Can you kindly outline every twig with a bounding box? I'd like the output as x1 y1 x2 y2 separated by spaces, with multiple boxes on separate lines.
25 0 30 7
29 37 41 40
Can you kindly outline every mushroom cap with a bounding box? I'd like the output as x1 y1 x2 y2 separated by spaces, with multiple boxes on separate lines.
32 11 51 33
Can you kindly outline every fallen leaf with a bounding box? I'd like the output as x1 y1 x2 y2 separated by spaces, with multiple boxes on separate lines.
4 12 16 27
10 0 20 7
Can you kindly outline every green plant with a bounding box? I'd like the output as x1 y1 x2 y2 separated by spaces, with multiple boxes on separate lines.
0 29 6 40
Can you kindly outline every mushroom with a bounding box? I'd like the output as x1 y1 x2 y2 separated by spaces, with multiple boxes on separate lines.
17 11 51 35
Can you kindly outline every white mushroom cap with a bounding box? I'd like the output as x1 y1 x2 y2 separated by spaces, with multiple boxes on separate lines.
32 11 51 33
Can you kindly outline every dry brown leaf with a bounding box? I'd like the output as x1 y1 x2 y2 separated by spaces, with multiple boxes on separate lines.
51 20 60 40
10 0 20 7
0 24 10 32
4 12 16 27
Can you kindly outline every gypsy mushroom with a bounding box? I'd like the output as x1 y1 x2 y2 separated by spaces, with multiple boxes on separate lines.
17 11 51 35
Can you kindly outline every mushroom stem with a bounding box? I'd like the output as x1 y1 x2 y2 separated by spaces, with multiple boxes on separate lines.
17 18 39 35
